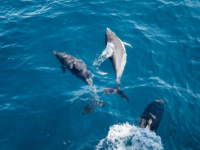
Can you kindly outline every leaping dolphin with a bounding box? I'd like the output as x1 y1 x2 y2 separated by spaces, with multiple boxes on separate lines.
53 51 93 85
94 28 132 101
139 100 164 131
105 27 132 87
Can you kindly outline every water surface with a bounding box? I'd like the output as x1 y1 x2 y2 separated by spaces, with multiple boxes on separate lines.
0 0 200 149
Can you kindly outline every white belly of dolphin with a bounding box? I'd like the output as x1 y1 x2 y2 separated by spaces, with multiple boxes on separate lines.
115 38 127 85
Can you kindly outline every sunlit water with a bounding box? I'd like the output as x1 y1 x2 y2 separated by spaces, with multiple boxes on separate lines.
0 0 200 150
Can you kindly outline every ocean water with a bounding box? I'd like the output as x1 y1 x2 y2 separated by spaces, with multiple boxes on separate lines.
0 0 200 150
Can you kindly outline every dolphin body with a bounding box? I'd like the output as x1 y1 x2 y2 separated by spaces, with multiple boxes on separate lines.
53 51 93 85
102 28 131 101
139 100 164 131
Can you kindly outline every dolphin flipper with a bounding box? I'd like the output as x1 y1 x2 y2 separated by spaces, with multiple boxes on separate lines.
60 65 66 74
123 42 132 48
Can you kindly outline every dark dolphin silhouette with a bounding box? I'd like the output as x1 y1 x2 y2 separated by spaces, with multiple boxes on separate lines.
82 98 105 115
53 51 93 85
139 100 164 131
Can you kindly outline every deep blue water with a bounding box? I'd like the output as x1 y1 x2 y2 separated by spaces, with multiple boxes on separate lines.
0 0 200 149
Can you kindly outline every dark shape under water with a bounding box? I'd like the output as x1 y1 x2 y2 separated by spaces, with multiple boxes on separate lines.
139 100 164 131
53 51 93 85
103 87 129 103
83 99 105 115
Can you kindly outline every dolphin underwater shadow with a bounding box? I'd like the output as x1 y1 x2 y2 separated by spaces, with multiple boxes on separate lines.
93 28 132 102
139 100 164 131
82 98 105 115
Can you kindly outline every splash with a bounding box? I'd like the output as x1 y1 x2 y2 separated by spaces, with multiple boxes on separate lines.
96 123 163 150
90 85 100 101
93 42 114 66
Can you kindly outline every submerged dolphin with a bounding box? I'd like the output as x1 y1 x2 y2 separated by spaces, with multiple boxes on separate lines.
53 51 93 85
82 98 105 115
139 100 164 131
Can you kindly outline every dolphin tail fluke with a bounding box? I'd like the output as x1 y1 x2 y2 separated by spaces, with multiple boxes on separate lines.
103 88 129 103
123 42 132 48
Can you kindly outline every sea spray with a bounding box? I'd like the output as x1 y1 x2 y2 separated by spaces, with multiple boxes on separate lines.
96 123 163 150
93 42 114 66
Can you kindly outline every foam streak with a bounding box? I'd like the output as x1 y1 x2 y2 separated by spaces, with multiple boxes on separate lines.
93 42 114 66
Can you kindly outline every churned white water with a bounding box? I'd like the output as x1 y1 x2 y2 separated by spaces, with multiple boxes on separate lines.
93 42 114 66
96 123 163 150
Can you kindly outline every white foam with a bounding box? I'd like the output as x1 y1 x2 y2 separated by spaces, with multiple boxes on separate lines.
96 123 163 150
97 70 108 75
93 42 114 66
